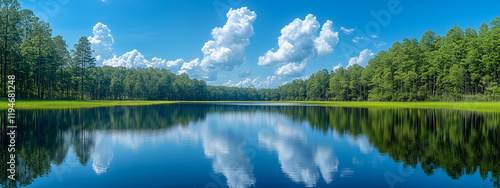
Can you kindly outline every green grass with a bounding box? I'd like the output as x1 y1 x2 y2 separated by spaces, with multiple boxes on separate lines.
312 101 500 112
0 100 177 110
2 100 500 112
181 101 500 112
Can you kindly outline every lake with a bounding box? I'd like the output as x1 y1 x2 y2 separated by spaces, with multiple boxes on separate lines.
1 103 499 187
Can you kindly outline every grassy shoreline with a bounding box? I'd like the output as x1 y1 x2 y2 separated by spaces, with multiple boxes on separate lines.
184 101 500 112
0 100 177 109
2 100 500 111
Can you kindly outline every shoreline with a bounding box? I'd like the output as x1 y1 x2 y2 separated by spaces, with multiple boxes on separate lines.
2 100 500 112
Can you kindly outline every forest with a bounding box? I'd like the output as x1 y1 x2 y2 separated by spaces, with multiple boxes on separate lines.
1 0 500 101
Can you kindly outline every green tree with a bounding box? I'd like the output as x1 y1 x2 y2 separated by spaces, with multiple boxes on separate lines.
72 37 95 100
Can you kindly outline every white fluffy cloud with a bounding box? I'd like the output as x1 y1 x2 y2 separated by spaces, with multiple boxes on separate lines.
333 63 343 71
225 75 289 88
91 7 256 81
149 58 185 72
102 49 150 68
348 49 374 67
201 7 257 72
88 22 114 66
315 20 338 57
258 14 338 67
88 23 173 70
259 76 279 88
224 77 260 87
100 48 187 73
163 7 257 81
178 58 217 81
340 26 354 34
275 62 306 77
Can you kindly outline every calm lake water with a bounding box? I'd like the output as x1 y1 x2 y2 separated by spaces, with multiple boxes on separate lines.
1 103 499 188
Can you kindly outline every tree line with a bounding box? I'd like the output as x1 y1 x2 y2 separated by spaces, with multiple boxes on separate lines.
1 0 499 101
275 17 500 102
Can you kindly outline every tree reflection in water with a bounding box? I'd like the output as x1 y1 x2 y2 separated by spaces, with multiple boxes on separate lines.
0 104 498 187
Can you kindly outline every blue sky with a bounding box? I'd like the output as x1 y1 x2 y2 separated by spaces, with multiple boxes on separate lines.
19 0 500 88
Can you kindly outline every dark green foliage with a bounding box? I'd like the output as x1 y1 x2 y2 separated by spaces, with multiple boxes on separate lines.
264 17 500 102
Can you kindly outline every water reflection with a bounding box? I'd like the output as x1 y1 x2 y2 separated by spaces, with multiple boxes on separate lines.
258 120 338 187
172 115 258 188
0 104 499 188
346 135 373 154
92 131 113 175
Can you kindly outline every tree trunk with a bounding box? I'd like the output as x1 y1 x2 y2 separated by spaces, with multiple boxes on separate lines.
81 52 85 101
37 32 43 99
3 12 9 98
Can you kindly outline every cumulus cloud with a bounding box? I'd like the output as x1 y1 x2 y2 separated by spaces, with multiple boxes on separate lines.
99 47 186 73
91 7 256 81
340 26 354 34
348 49 374 67
201 7 257 72
232 75 282 88
333 63 343 71
88 22 114 66
258 14 339 67
258 76 279 88
178 58 217 81
149 58 185 72
102 49 150 68
87 23 181 70
315 20 339 57
275 62 306 77
224 77 260 87
176 7 256 81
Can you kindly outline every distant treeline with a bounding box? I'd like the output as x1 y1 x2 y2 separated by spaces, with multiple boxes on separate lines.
275 17 500 102
1 0 499 101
